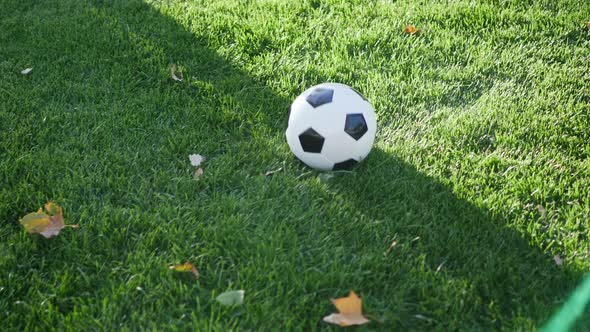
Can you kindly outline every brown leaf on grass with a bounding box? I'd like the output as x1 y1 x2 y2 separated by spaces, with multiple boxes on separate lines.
21 68 33 75
554 255 563 266
404 25 420 35
193 167 204 180
585 22 590 29
323 291 370 327
169 262 200 279
171 64 184 82
19 202 79 239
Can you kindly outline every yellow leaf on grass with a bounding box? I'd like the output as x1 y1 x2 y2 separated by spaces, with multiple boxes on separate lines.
404 25 420 35
44 202 62 216
169 262 200 278
19 203 78 239
586 22 590 29
323 291 370 327
20 212 51 233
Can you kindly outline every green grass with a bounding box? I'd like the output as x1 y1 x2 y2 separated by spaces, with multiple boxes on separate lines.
1 0 589 330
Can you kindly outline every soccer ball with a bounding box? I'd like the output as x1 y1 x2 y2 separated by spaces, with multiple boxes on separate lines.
286 83 377 171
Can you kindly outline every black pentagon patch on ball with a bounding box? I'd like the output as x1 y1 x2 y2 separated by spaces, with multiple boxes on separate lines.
333 159 358 170
344 113 368 140
306 88 334 108
299 128 324 153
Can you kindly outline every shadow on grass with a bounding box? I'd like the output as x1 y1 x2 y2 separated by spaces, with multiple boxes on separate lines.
325 149 586 329
1 0 584 329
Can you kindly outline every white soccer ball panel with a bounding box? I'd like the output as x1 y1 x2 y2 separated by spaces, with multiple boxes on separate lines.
321 131 360 164
287 97 313 128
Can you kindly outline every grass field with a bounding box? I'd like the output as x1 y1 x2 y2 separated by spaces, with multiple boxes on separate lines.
1 0 589 330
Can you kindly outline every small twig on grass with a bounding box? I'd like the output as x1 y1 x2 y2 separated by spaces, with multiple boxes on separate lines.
265 167 283 177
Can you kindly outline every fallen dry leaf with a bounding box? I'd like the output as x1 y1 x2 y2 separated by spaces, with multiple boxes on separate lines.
169 262 200 279
323 291 370 327
19 202 79 239
171 64 183 81
585 22 590 29
20 212 51 233
193 167 204 180
554 254 563 266
404 25 420 35
44 201 62 215
216 290 245 306
21 68 33 75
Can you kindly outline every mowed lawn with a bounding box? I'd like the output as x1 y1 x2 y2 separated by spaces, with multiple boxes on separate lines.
1 0 589 330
